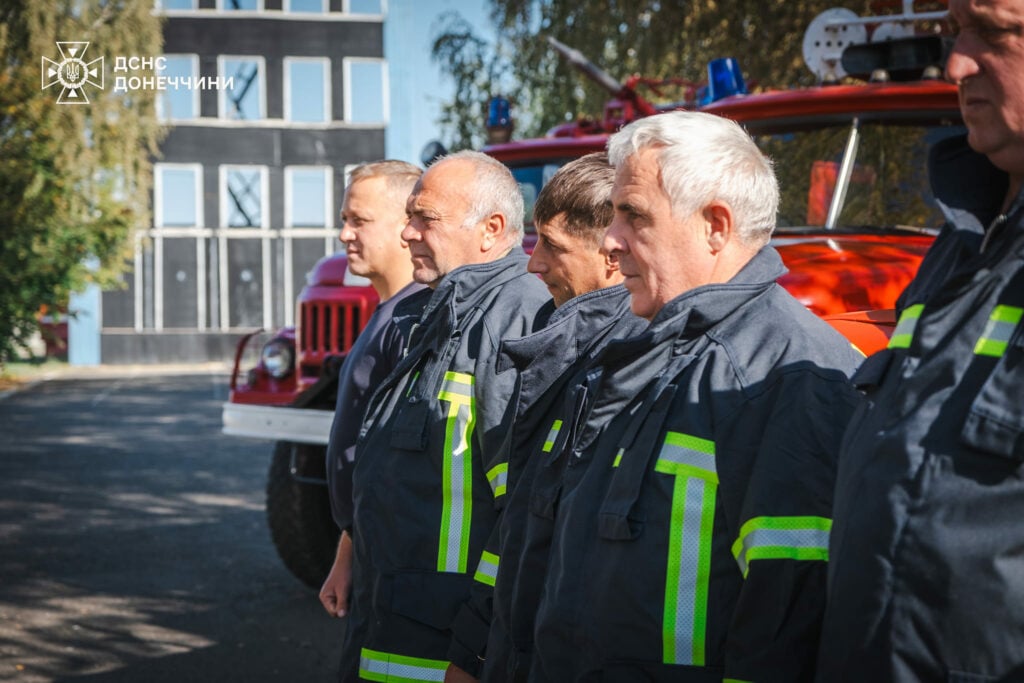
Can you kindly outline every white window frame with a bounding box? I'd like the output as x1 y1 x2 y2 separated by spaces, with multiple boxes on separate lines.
219 164 269 229
284 57 331 123
154 163 203 229
158 54 200 122
284 0 326 12
216 0 264 10
343 57 389 125
284 166 333 229
217 55 267 121
343 0 386 17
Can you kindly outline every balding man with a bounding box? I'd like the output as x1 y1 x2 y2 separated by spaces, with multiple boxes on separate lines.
341 151 549 682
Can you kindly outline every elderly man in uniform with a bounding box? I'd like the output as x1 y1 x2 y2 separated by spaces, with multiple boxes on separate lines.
817 0 1024 679
342 151 550 682
443 153 646 682
528 111 863 682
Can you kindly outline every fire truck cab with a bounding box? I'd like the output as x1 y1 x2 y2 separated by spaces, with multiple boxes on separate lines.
223 2 961 587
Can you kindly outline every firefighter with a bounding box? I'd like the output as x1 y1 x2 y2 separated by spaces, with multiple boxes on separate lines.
316 160 428 681
527 111 863 682
443 153 647 682
343 151 550 681
817 0 1024 678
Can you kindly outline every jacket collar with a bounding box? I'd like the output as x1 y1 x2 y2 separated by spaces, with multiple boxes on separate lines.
929 133 1009 234
409 250 530 350
498 284 633 373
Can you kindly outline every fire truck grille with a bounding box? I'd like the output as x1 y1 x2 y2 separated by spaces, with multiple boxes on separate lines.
301 301 363 361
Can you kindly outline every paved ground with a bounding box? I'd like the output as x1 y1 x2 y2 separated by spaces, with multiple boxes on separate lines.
0 371 345 682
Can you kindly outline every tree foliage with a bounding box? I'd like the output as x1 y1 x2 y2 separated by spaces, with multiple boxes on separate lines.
0 0 163 364
431 0 947 149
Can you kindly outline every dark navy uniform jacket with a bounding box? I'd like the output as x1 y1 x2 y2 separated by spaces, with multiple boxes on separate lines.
445 284 647 680
342 250 549 682
818 137 1024 681
527 247 863 683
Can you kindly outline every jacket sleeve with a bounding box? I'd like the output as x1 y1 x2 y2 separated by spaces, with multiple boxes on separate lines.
447 523 501 675
722 371 862 683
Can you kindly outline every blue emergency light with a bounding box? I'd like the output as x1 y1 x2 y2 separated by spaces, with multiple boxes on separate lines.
486 95 513 144
707 57 747 102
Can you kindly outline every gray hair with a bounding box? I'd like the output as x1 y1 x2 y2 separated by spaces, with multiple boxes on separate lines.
441 149 525 247
607 111 779 246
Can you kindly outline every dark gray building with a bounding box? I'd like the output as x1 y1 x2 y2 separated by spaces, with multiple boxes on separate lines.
101 0 386 363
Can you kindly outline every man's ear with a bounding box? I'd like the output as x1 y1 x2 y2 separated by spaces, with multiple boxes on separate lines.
704 201 735 254
480 212 507 251
604 249 621 273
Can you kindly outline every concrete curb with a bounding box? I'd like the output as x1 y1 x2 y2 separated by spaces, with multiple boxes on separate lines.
0 362 232 401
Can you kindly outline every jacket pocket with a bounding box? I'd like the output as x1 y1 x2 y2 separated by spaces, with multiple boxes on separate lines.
959 333 1024 461
389 395 431 451
388 570 473 631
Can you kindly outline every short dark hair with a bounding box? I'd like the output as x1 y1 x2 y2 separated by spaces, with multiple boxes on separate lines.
533 152 614 244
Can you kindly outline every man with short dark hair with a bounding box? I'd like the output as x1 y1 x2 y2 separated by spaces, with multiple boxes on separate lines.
817 0 1024 678
443 153 647 682
529 111 862 681
343 151 550 682
316 160 426 681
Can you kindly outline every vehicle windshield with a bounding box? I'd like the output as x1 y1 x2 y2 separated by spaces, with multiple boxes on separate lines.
755 121 965 231
506 121 966 233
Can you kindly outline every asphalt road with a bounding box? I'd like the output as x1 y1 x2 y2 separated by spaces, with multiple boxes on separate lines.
0 372 344 682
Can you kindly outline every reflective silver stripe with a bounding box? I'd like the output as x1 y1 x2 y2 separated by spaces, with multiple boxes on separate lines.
486 462 508 498
656 431 717 483
974 305 1023 357
473 550 499 587
542 419 562 452
359 647 448 682
888 303 924 349
438 372 475 573
731 516 832 578
657 431 717 666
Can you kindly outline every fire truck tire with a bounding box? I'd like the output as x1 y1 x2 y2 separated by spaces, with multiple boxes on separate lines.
266 441 339 589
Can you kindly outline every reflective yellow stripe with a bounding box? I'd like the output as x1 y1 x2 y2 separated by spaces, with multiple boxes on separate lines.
974 305 1023 357
657 431 716 666
730 516 832 578
473 550 499 587
486 462 508 498
438 371 474 573
888 303 924 349
359 648 448 682
612 448 624 468
542 419 563 452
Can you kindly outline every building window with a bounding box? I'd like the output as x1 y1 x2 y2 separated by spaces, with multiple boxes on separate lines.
219 57 265 121
221 166 268 228
284 58 330 123
285 167 332 228
157 55 199 121
345 0 383 14
155 164 202 227
344 58 387 124
286 0 325 11
218 0 262 9
156 0 196 9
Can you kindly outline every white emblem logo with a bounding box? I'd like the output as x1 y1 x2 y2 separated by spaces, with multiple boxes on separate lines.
41 42 104 104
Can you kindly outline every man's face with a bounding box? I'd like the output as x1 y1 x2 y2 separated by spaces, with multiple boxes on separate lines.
946 0 1024 174
339 176 407 278
604 147 709 320
528 214 612 307
402 160 486 287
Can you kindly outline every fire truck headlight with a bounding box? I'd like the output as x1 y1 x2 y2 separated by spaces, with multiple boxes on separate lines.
261 339 294 379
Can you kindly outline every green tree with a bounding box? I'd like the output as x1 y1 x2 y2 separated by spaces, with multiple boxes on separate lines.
0 0 163 365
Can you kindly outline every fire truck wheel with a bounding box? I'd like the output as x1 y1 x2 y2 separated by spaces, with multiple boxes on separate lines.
266 441 339 589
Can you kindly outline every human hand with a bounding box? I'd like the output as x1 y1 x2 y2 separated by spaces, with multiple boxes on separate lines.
318 531 353 617
444 664 479 683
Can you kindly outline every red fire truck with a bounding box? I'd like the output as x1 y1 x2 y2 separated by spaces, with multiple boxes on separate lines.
224 3 960 587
